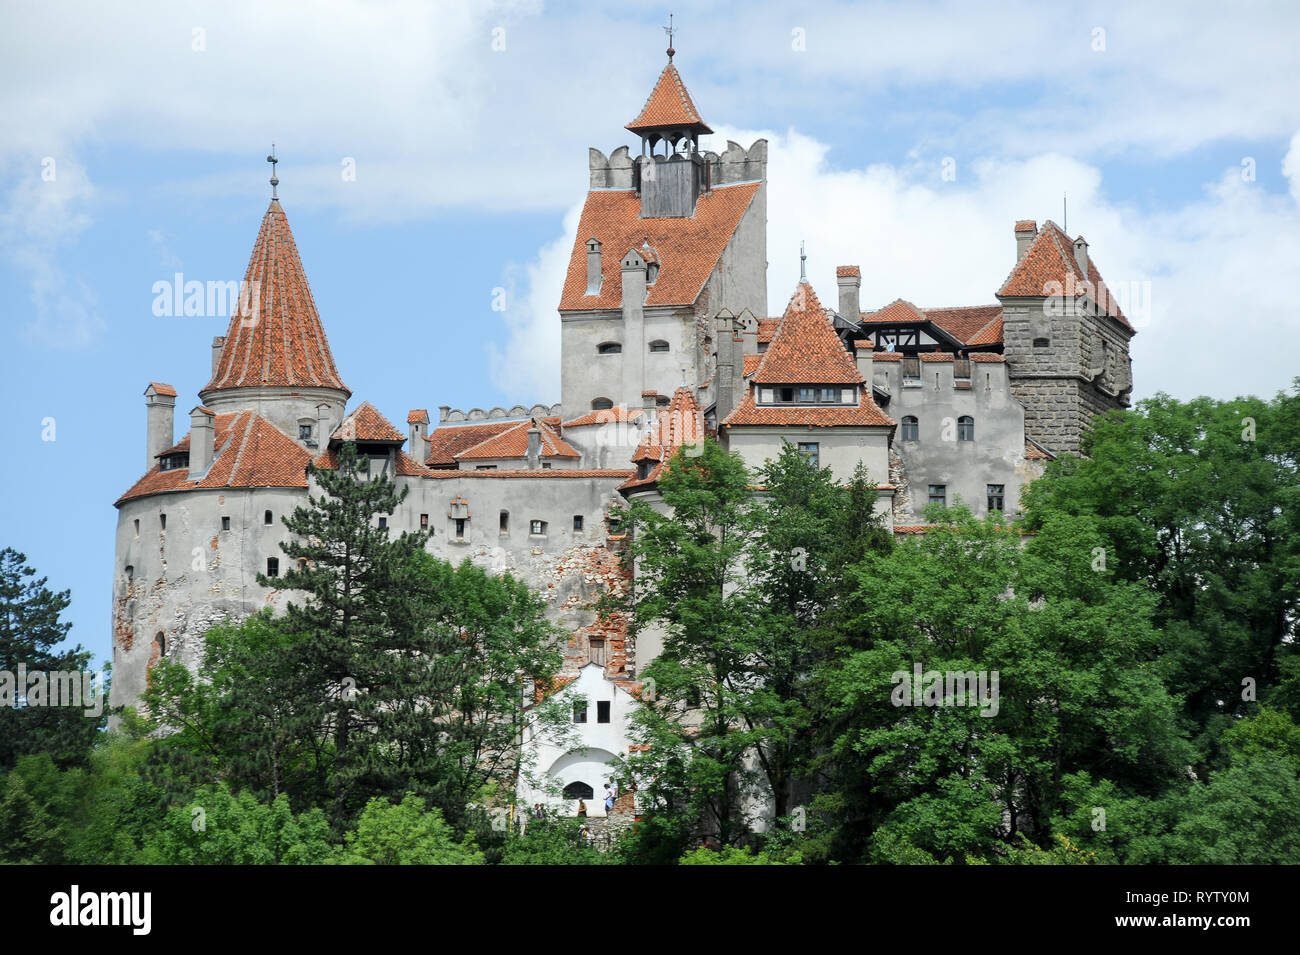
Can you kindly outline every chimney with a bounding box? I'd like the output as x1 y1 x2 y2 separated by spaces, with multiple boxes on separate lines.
739 310 758 358
144 382 177 472
210 336 226 377
526 423 541 469
408 409 429 464
1015 220 1038 262
189 406 215 476
837 266 861 322
585 238 602 295
713 310 736 424
1073 236 1089 276
854 341 875 385
316 403 332 448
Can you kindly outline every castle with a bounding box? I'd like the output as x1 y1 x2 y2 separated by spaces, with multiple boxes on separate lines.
111 51 1135 819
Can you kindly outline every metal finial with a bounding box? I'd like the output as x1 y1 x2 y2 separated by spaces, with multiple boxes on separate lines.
266 144 279 199
800 240 807 283
681 366 687 387
664 12 675 61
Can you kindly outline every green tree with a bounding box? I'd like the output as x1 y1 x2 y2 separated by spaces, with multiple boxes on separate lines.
0 548 104 770
333 794 484 865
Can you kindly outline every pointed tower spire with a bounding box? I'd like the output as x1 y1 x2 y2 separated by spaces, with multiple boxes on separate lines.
200 194 350 440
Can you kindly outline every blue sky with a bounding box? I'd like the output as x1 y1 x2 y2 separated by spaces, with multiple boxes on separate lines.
2 0 1299 668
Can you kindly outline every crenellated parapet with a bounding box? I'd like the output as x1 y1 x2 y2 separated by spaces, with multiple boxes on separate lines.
438 403 563 423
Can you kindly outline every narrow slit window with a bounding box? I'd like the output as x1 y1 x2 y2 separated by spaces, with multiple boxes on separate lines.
266 557 279 577
222 516 231 531
597 701 611 723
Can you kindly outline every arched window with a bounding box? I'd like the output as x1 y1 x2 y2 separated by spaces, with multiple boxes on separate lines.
154 632 166 657
649 340 670 353
563 781 594 800
901 416 919 441
264 509 273 525
597 342 622 355
958 416 975 441
499 510 509 534
591 397 613 411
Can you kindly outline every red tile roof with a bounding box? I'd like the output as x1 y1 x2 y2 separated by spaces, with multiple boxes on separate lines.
860 300 1005 347
752 282 863 385
625 63 713 135
562 406 645 428
117 410 312 504
998 220 1133 330
722 387 895 429
1024 438 1054 460
454 418 580 461
970 352 1006 363
757 319 778 344
860 299 928 325
621 387 705 491
422 469 635 480
967 315 1004 346
559 182 760 311
146 382 177 397
743 354 762 377
203 200 349 395
836 265 860 277
407 409 429 425
1014 220 1038 233
921 351 955 362
425 420 520 467
331 401 405 443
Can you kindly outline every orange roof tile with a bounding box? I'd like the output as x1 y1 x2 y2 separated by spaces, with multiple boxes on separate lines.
743 354 762 377
921 352 955 362
621 387 706 491
559 182 759 311
146 382 177 397
970 352 1006 363
562 406 645 428
1014 220 1038 233
836 265 860 277
1025 438 1054 460
425 420 520 467
860 299 928 325
998 220 1133 330
757 319 778 344
454 419 580 461
117 410 313 504
752 283 863 385
625 63 713 135
722 387 895 429
924 305 1003 344
407 409 429 425
203 200 350 395
331 401 405 443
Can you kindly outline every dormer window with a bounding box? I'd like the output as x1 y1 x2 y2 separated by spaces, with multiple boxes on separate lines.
646 262 659 284
597 342 622 355
159 452 189 472
758 386 855 406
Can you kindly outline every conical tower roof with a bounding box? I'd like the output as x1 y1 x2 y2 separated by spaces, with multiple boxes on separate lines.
203 199 350 395
626 62 713 136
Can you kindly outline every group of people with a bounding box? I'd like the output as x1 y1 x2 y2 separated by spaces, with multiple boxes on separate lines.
575 781 618 818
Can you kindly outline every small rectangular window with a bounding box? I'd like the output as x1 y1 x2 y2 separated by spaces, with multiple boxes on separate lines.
378 517 387 529
573 702 587 723
597 701 611 724
420 513 429 530
530 520 547 535
987 484 1005 512
299 424 313 440
160 514 166 530
222 516 231 531
928 484 947 508
266 558 279 577
541 462 552 469
573 515 584 532
499 511 509 534
134 519 140 537
798 442 820 468
454 518 466 539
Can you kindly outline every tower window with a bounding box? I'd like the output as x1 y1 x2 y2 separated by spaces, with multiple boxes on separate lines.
420 513 429 530
222 516 231 531
264 510 273 525
573 515 584 532
987 484 1005 512
958 416 975 441
299 424 312 441
454 518 467 539
591 397 613 411
500 510 509 534
125 564 133 580
154 632 166 657
530 520 547 536
160 513 166 530
597 701 611 723
597 342 622 355
266 558 279 577
649 340 669 353
134 519 139 537
901 416 919 441
928 485 947 508
1033 338 1050 348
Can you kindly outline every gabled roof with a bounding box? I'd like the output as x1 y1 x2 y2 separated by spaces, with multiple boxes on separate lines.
752 282 863 385
425 420 521 467
625 62 713 135
203 200 350 395
620 387 705 492
145 382 177 397
454 418 580 461
559 181 760 311
997 219 1133 331
117 410 313 504
407 409 429 425
331 401 405 444
859 300 1005 347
